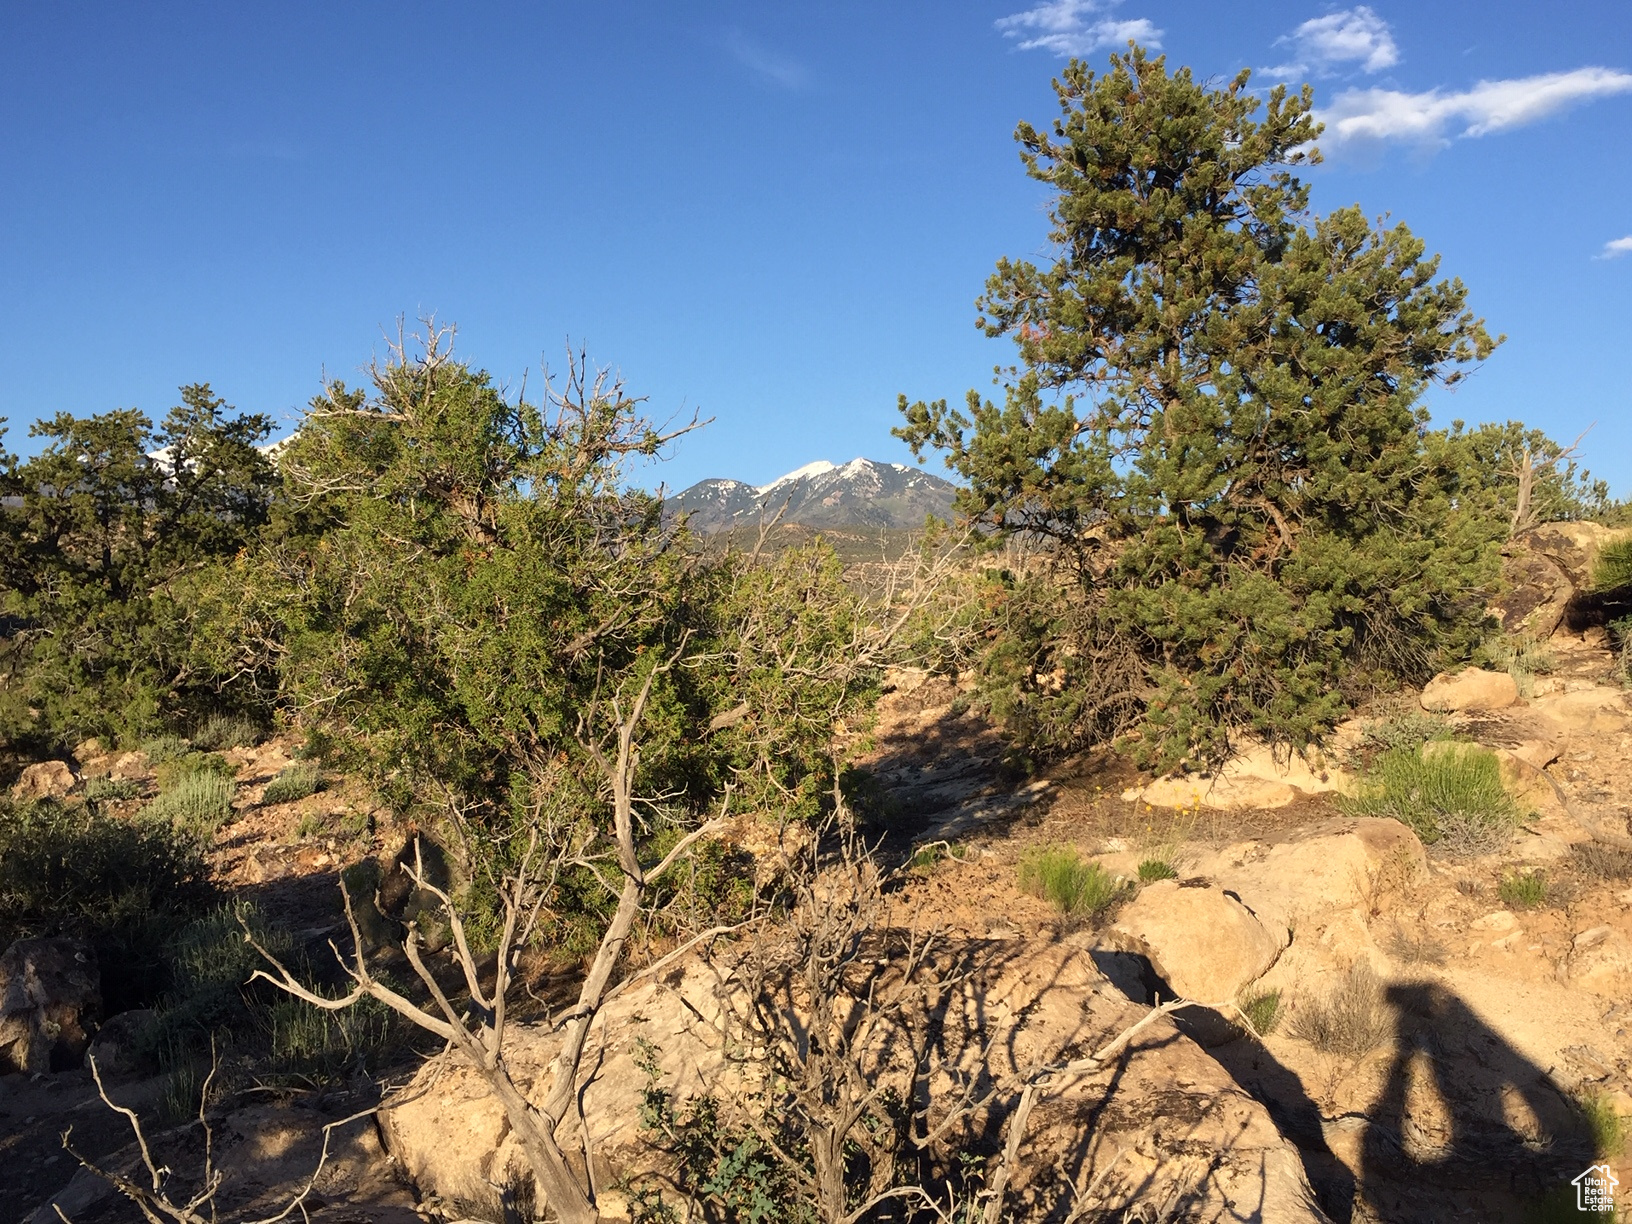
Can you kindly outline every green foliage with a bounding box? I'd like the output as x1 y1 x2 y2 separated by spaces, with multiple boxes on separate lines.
636 1041 809 1224
1499 869 1548 910
0 797 212 1010
263 761 323 805
1478 632 1554 696
1137 858 1177 882
153 749 234 791
1356 711 1457 759
897 47 1508 769
1290 962 1391 1058
83 774 141 803
1017 846 1127 918
0 386 276 747
191 713 262 751
1578 1089 1629 1158
140 735 193 764
1591 535 1632 594
1239 988 1281 1036
1343 743 1522 853
147 771 236 836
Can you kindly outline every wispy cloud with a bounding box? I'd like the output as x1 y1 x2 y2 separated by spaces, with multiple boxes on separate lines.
1318 67 1632 147
722 29 809 90
995 0 1162 56
1599 236 1632 259
1265 6 1399 79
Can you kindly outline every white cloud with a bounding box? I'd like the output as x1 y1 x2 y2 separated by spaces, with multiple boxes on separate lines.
722 30 809 90
1600 236 1632 259
995 0 1162 56
1266 6 1399 79
1318 67 1632 147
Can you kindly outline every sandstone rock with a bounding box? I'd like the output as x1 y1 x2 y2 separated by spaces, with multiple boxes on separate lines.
70 738 105 763
1567 927 1632 995
1521 521 1622 591
1492 547 1573 637
383 941 1329 1223
9 760 77 801
1127 741 1352 811
1529 687 1629 733
1420 668 1519 713
110 750 151 781
1107 880 1288 1002
0 937 101 1073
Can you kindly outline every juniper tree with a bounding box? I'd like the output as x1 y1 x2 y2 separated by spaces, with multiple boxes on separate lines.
897 47 1503 768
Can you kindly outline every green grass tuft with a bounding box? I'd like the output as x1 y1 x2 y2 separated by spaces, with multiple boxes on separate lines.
263 762 323 806
1238 988 1281 1036
1579 1089 1629 1158
1018 847 1127 919
1137 858 1178 883
83 774 142 803
1499 869 1548 910
139 735 192 764
1342 742 1523 854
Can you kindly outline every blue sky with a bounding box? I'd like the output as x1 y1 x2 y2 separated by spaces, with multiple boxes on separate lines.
2 2 1629 495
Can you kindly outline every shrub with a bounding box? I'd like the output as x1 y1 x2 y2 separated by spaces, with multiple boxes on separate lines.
1579 1089 1629 1158
83 774 141 803
154 750 234 791
1343 743 1523 853
1018 847 1127 919
1137 858 1178 883
1382 925 1448 966
263 761 323 805
191 713 262 751
1572 842 1632 880
1239 988 1281 1036
1355 711 1457 760
0 798 212 1011
1590 536 1632 594
1291 963 1392 1059
1499 869 1548 910
148 772 236 835
140 735 192 764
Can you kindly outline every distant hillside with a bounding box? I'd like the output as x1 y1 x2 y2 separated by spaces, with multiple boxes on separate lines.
666 458 957 532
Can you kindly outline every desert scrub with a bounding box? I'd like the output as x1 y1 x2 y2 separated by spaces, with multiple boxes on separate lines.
1342 743 1523 853
139 735 193 764
1291 963 1392 1059
190 713 262 751
148 771 236 836
1018 847 1127 919
1238 988 1281 1036
154 750 234 791
1498 869 1548 910
263 761 323 805
1572 842 1632 880
1479 633 1554 694
1590 535 1632 594
1137 858 1178 882
83 774 142 803
1354 711 1457 760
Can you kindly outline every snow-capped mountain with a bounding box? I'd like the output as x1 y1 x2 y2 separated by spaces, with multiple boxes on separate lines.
666 457 957 532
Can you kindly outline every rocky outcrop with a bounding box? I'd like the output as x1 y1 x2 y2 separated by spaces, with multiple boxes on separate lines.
382 941 1330 1222
1106 880 1289 1003
9 761 77 802
1420 667 1520 713
1125 742 1351 811
0 938 101 1073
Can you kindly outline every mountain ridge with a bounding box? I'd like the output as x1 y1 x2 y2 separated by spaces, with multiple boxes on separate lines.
666 457 957 531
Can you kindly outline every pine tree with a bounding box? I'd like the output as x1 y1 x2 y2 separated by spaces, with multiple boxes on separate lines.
898 47 1501 768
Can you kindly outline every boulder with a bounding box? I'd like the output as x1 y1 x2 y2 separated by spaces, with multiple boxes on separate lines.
9 760 77 802
1126 741 1351 811
1529 687 1630 734
84 1008 158 1081
383 941 1329 1223
1521 521 1621 591
1106 880 1288 1003
1567 926 1632 995
1492 547 1573 638
0 937 101 1073
1420 668 1519 713
109 750 151 781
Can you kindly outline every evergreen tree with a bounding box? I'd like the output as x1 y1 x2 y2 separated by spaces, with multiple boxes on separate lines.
897 48 1502 768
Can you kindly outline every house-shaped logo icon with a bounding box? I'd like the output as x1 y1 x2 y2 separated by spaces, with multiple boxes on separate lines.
1574 1164 1618 1212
